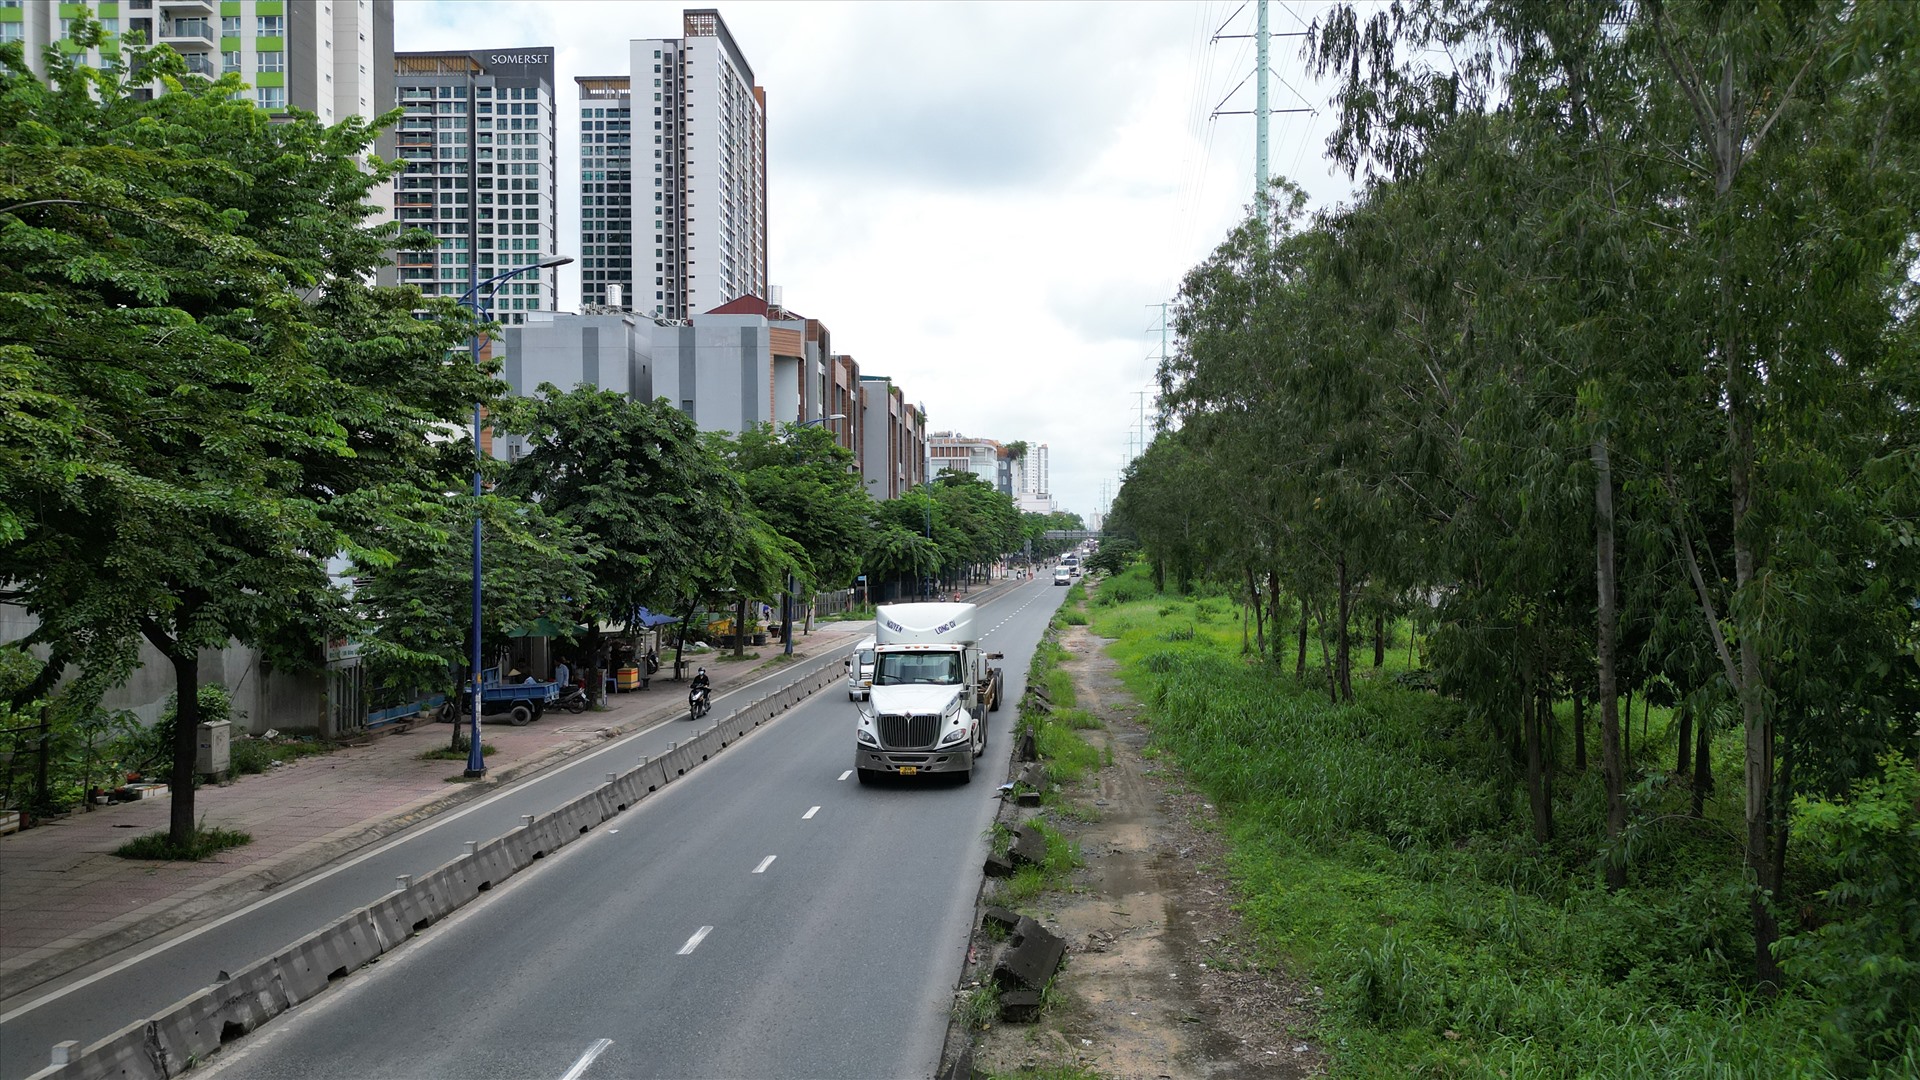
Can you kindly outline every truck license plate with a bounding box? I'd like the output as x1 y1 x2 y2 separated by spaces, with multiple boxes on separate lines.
897 766 919 776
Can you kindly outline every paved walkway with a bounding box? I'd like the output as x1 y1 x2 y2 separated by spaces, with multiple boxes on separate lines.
0 621 874 1003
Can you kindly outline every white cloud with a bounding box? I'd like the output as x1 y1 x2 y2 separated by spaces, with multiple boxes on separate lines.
395 0 1357 519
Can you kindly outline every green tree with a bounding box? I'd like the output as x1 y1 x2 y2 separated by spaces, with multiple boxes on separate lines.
0 26 485 846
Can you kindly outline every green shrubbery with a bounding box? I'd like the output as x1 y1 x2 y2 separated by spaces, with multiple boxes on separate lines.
1089 572 1920 1078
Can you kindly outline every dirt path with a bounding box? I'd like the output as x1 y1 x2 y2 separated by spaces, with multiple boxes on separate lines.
967 625 1324 1079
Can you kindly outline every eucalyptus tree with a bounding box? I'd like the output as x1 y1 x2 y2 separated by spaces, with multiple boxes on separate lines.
0 28 485 846
1311 0 1920 979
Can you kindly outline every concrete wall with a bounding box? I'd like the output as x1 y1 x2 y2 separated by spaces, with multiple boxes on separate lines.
1 605 325 735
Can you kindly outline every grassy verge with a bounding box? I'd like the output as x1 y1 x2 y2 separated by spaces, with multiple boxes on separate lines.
114 822 252 860
1086 562 1904 1079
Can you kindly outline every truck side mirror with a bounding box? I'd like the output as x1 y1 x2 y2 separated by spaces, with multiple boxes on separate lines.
986 652 1004 661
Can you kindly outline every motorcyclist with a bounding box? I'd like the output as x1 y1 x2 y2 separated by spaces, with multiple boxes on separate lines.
689 667 711 716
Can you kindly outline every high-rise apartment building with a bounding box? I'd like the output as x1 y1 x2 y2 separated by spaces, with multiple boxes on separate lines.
382 48 558 323
4 0 389 124
576 75 633 310
578 8 766 319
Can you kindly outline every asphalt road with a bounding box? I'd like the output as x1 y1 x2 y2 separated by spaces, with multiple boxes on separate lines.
69 577 1065 1080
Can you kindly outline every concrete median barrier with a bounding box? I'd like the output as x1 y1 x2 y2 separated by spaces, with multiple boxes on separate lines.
23 1016 163 1080
275 909 383 1004
360 890 416 953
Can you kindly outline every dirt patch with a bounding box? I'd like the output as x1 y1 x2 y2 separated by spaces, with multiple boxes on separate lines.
965 625 1325 1079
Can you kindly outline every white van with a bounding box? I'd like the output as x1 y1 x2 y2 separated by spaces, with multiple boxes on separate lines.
846 634 877 700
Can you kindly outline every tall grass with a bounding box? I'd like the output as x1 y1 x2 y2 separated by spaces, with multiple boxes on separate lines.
1086 562 1905 1078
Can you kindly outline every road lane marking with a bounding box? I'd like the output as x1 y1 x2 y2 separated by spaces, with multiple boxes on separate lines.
559 1038 613 1080
838 770 852 781
677 926 714 955
752 855 776 874
803 805 820 819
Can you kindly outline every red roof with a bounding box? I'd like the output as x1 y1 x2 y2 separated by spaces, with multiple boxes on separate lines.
705 294 769 316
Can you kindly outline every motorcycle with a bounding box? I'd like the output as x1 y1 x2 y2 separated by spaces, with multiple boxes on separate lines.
556 683 589 714
687 683 712 721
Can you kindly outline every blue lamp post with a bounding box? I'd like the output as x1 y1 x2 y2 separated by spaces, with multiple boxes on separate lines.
454 254 573 778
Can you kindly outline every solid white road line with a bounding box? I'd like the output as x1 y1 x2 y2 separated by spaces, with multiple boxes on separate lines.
677 926 714 955
559 1038 613 1080
803 806 820 820
838 770 852 781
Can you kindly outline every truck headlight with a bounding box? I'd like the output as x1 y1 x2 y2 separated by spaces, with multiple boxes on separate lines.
857 726 879 747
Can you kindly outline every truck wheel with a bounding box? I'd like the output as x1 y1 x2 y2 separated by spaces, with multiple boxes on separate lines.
856 768 878 786
957 756 975 785
508 704 533 727
989 671 1004 712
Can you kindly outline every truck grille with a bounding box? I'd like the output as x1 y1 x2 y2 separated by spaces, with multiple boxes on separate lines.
879 713 940 750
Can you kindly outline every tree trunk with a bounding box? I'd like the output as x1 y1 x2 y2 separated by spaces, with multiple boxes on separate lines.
1317 603 1335 705
1675 700 1694 786
733 596 748 659
32 702 52 821
1622 686 1633 765
1574 691 1588 772
1524 680 1551 843
1335 555 1353 702
1692 706 1713 817
1266 569 1283 659
1593 433 1628 890
1246 566 1266 657
166 650 201 847
1373 613 1385 669
1294 595 1309 681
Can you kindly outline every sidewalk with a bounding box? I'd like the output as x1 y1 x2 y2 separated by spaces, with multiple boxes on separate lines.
0 620 874 1004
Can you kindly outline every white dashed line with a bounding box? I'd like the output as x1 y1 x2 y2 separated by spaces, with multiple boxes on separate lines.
803 805 820 820
559 1038 613 1080
752 855 776 874
677 926 714 955
838 770 853 781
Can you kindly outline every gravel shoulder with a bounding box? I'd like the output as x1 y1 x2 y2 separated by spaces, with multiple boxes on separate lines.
962 623 1326 1079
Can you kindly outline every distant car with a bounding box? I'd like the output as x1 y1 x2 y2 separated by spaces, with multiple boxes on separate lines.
1053 569 1072 586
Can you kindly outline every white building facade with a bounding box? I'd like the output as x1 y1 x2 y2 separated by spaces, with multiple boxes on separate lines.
5 0 389 124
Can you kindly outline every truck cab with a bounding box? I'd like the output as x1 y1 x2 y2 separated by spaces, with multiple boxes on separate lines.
854 603 1004 785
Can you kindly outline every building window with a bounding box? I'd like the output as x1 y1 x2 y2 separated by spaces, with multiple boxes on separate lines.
221 15 240 33
257 15 283 37
222 49 240 67
257 86 285 109
257 50 285 73
0 22 21 43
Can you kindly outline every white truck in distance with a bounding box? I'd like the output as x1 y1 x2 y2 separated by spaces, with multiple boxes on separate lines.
854 603 1004 785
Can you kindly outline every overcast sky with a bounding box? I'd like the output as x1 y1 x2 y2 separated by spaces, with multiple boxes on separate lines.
397 0 1358 520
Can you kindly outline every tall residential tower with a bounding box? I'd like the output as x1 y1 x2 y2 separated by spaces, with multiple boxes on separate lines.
382 47 558 323
577 8 766 318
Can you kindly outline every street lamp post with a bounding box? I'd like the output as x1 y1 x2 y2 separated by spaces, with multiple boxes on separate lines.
454 255 573 778
784 414 846 655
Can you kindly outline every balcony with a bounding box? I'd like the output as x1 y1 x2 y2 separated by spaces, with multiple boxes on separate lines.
157 0 214 17
158 20 214 49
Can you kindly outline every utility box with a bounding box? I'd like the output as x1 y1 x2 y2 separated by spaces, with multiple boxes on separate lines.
196 720 231 782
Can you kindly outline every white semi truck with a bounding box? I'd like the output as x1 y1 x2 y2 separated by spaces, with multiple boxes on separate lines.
854 602 1004 785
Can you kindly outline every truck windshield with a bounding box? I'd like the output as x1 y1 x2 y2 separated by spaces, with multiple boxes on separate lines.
873 652 962 686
